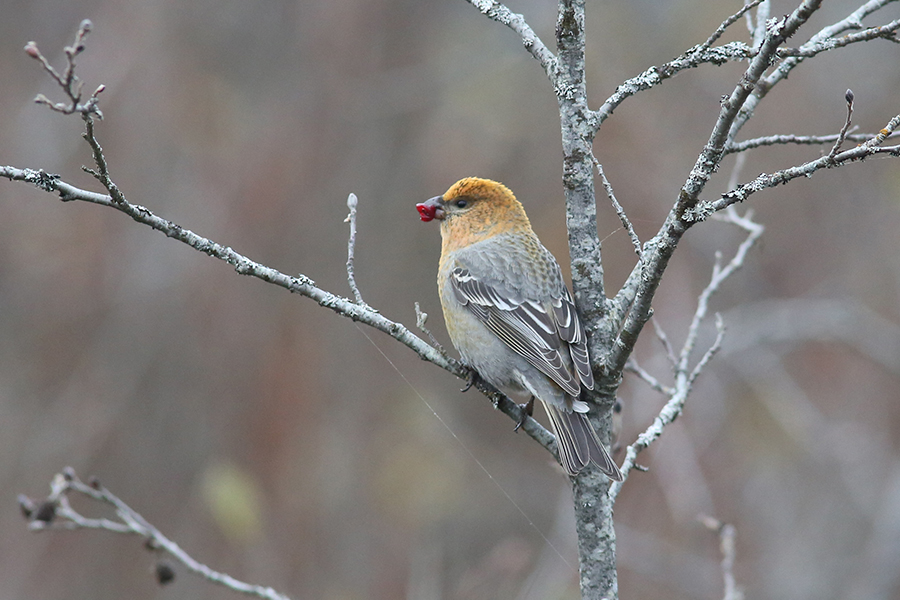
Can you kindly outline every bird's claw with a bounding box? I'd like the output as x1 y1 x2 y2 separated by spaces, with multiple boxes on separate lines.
513 397 535 432
460 369 476 393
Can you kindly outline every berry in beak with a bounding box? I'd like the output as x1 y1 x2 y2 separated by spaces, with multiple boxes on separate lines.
416 196 445 222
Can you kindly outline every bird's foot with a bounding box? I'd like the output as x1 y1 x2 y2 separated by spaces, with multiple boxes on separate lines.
514 397 535 432
460 368 476 393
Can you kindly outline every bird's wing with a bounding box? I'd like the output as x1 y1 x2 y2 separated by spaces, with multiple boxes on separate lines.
450 267 592 396
552 286 593 390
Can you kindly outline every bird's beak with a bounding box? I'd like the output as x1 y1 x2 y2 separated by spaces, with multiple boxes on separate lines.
416 196 445 222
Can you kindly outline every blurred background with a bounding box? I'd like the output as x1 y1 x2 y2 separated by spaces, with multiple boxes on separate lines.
1 0 899 599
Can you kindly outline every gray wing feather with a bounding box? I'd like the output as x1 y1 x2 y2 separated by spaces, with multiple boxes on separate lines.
451 267 591 396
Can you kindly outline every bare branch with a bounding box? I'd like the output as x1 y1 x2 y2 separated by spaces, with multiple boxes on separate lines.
24 19 102 117
652 319 678 368
607 1 824 381
624 359 674 396
617 0 767 128
22 469 293 600
462 1 559 88
678 208 764 377
775 18 900 57
725 130 900 153
701 516 744 600
827 89 855 160
414 302 447 355
610 207 763 498
593 155 641 259
344 192 370 308
81 115 125 202
705 112 900 215
707 0 763 48
595 2 764 126
688 313 726 386
729 0 900 141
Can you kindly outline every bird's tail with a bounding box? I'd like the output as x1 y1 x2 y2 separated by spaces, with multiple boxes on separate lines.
543 402 623 481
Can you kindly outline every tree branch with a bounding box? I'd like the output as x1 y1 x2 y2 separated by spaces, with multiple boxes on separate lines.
701 516 744 600
606 0 824 382
594 2 762 127
463 0 559 89
610 207 764 499
704 112 900 215
1 25 561 458
593 155 641 259
20 468 292 600
728 0 900 141
725 130 900 153
344 192 370 308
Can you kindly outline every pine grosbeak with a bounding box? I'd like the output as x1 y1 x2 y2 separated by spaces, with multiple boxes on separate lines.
417 177 622 480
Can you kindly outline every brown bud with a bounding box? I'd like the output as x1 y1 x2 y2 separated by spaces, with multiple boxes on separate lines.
155 561 176 585
24 42 41 59
33 500 57 523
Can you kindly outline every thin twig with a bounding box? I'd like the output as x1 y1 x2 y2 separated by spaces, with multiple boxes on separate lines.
24 19 102 116
725 130 900 153
775 18 900 57
700 516 744 600
678 207 763 380
688 313 726 386
827 89 855 161
344 193 370 307
595 1 765 126
414 302 446 354
624 359 674 396
592 155 641 259
610 208 764 498
652 319 677 368
21 469 293 600
702 112 900 216
81 115 124 202
706 0 763 48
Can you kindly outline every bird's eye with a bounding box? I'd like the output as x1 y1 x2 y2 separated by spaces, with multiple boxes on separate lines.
454 199 468 208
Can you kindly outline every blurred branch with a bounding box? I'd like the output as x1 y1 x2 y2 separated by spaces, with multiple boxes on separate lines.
721 298 900 376
610 207 764 500
624 359 674 397
700 516 744 600
20 468 292 600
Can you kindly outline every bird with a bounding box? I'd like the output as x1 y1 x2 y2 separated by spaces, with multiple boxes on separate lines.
416 177 623 480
